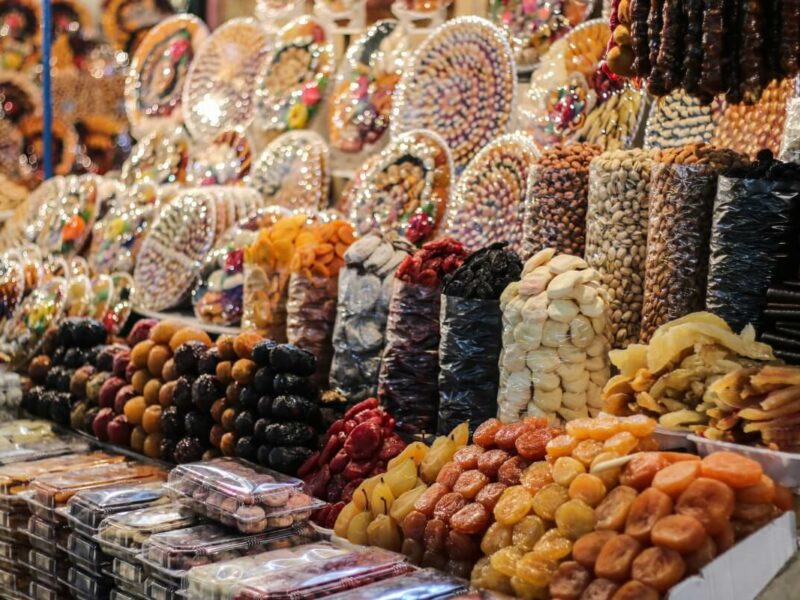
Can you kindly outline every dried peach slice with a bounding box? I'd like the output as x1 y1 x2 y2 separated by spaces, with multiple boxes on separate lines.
631 546 686 593
572 530 617 570
595 486 638 531
651 460 701 498
651 514 707 553
620 452 669 491
676 477 734 535
624 488 673 543
735 474 775 505
700 451 763 488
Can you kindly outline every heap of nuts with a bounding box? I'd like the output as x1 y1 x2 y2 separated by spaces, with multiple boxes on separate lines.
640 145 748 341
498 249 610 424
524 143 602 258
585 149 659 349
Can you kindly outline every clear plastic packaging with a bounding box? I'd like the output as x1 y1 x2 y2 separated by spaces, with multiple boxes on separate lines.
67 531 108 570
780 97 800 163
0 506 28 540
65 482 169 536
29 462 166 514
28 580 64 600
324 568 467 600
112 557 144 586
496 251 610 424
67 565 112 598
166 458 323 534
0 255 24 326
140 522 316 577
0 419 55 445
24 548 69 581
229 547 413 599
111 589 142 600
183 541 349 599
95 503 197 561
88 201 154 276
329 235 412 401
27 516 68 550
585 149 657 348
0 435 87 467
643 89 715 150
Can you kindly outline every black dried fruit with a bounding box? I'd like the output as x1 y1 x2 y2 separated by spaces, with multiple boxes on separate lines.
57 369 72 393
271 395 319 422
173 376 194 411
238 386 260 412
257 395 273 418
95 346 117 372
268 446 314 475
235 436 257 461
160 438 177 463
235 411 255 437
161 406 184 438
252 339 278 367
79 319 107 347
174 437 205 463
198 347 221 375
273 373 315 397
63 348 84 369
22 386 43 414
45 367 61 390
264 422 316 447
83 407 100 433
254 418 270 444
443 243 522 300
51 346 66 367
184 411 212 439
173 341 206 376
270 344 316 376
253 367 275 394
192 374 223 411
257 444 272 466
57 318 79 347
50 393 72 425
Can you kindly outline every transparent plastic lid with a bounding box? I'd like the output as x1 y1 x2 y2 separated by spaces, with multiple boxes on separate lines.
111 589 141 600
324 569 468 600
67 532 107 569
142 522 316 576
0 419 55 445
25 548 69 580
229 548 413 599
146 576 180 600
167 458 323 533
0 452 125 498
67 565 112 597
27 515 68 545
31 462 166 509
66 482 169 535
112 557 144 586
95 502 198 559
183 542 350 599
0 437 89 466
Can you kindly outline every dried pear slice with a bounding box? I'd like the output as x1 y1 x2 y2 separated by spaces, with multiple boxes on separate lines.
609 343 648 377
658 409 704 429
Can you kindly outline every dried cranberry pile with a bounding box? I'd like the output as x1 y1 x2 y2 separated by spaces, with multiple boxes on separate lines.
396 238 467 287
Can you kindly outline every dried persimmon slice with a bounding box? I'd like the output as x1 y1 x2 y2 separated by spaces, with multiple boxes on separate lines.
676 477 734 536
700 451 763 488
651 514 707 553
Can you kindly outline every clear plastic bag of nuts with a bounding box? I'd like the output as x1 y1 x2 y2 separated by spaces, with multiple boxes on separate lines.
523 143 602 259
640 145 749 342
496 249 610 424
585 148 659 349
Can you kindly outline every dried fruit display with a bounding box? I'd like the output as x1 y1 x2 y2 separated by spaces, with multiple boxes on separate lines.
602 312 776 431
378 239 467 436
643 90 715 150
329 234 414 402
302 398 406 528
497 249 610 424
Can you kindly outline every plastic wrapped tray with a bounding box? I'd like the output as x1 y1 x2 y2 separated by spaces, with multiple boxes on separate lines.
0 506 29 541
112 557 144 587
324 568 467 599
229 547 413 599
145 575 180 600
94 503 198 561
183 542 351 600
29 463 165 515
27 516 68 548
24 548 69 581
0 437 88 466
65 483 169 537
66 565 112 598
166 458 323 534
0 539 23 563
141 522 316 576
28 580 66 600
67 532 108 570
0 419 55 445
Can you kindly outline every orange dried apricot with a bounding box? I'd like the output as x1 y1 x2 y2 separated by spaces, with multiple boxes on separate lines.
568 473 607 507
595 486 638 531
624 488 673 543
732 501 775 522
735 474 776 505
619 452 669 491
651 459 701 498
549 561 592 599
660 451 701 463
546 434 578 459
594 533 641 582
572 530 617 570
651 514 707 553
700 451 763 488
713 521 735 553
603 431 638 455
610 580 659 600
552 456 586 487
676 477 734 535
572 440 604 467
631 546 686 593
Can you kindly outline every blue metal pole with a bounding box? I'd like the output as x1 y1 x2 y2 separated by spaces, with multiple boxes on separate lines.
41 0 53 179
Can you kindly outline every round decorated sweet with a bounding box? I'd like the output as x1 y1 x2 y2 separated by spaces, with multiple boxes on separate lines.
392 17 516 172
443 131 539 252
254 16 334 141
18 115 77 184
120 125 190 186
88 200 154 275
522 19 626 148
133 189 217 311
0 0 41 71
0 256 24 324
1 277 66 368
126 14 209 137
202 186 263 241
0 69 40 124
345 129 452 244
182 18 271 143
105 272 134 333
186 131 253 186
89 274 114 322
245 130 329 212
192 206 290 327
328 20 408 157
36 175 103 257
102 0 175 54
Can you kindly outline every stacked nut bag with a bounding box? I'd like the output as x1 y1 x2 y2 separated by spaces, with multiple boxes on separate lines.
329 234 413 402
286 218 356 386
497 249 611 424
378 238 467 437
438 243 522 433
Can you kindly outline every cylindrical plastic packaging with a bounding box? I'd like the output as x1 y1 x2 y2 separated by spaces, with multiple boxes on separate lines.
707 176 800 333
379 281 443 437
329 235 412 402
585 149 657 348
438 295 503 434
523 143 602 258
286 273 339 388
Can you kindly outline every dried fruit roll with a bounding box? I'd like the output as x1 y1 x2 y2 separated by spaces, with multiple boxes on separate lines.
651 0 686 94
722 0 743 103
682 0 704 93
780 0 800 75
739 0 765 103
630 0 651 76
763 0 782 78
698 0 724 96
646 0 664 81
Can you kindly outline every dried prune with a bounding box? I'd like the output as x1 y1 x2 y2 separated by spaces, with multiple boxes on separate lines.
475 482 508 512
436 462 463 489
414 483 449 517
454 445 484 469
512 515 546 552
676 477 735 535
620 452 669 490
433 492 468 524
631 546 686 593
481 521 513 555
572 530 618 570
453 469 490 499
596 486 638 531
625 488 673 543
594 534 642 582
555 499 596 541
478 449 512 478
700 451 763 488
498 456 529 486
264 422 316 447
423 518 447 553
451 502 490 534
494 485 534 525
651 514 707 553
532 483 569 521
550 561 592 599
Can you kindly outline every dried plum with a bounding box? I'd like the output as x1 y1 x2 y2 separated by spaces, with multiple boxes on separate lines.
270 344 316 375
254 418 270 444
63 348 85 369
173 341 206 376
235 436 257 461
191 374 223 411
268 446 314 475
198 347 221 375
273 373 315 396
252 339 278 366
239 386 260 412
77 319 107 347
253 367 275 394
271 395 319 422
264 422 316 447
174 437 205 463
50 347 66 367
161 406 183 437
235 411 255 437
257 395 273 418
257 444 272 466
173 376 193 411
22 386 43 414
160 438 177 463
184 410 212 439
443 243 521 300
50 393 72 425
